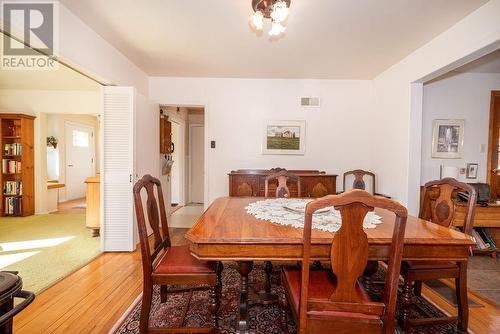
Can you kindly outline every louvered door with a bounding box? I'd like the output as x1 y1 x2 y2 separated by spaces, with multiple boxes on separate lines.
101 86 135 251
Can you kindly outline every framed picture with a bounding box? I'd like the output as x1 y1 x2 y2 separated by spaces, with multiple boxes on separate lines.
466 163 478 179
431 119 465 158
262 120 306 155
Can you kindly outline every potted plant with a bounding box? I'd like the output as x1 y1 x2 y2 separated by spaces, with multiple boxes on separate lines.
47 136 58 149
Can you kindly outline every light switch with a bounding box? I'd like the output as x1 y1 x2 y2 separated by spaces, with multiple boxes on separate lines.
211 140 216 148
480 144 486 153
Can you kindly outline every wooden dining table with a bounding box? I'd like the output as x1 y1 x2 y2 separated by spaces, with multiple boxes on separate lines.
185 197 475 333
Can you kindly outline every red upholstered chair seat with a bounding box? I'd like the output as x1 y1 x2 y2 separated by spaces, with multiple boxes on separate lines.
282 266 379 320
154 245 215 275
402 260 458 271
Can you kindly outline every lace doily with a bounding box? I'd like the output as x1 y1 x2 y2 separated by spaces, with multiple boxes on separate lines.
245 198 382 233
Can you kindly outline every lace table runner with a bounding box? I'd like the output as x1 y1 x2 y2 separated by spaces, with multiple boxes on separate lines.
245 198 382 233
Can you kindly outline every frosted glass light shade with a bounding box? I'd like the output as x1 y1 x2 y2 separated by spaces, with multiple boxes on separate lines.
250 11 264 30
269 21 286 36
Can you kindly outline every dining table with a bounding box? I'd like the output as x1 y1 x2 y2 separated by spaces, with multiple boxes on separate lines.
185 196 475 334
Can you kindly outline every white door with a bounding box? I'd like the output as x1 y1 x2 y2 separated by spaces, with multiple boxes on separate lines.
189 125 204 203
102 86 135 252
65 122 95 200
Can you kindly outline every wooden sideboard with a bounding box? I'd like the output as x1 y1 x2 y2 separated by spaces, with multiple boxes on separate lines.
228 168 337 198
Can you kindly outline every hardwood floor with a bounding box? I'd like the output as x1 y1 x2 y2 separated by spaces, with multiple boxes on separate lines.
14 228 499 334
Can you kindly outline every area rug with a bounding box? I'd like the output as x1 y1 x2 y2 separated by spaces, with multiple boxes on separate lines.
0 213 101 293
114 263 462 334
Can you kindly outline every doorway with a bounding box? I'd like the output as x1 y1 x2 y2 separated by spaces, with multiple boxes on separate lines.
65 121 96 200
487 91 500 200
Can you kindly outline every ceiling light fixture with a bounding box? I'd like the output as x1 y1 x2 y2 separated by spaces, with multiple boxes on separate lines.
249 0 291 37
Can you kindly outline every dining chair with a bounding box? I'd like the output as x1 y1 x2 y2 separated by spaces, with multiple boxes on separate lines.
340 169 390 198
133 175 221 334
399 177 477 332
280 190 408 334
264 169 301 198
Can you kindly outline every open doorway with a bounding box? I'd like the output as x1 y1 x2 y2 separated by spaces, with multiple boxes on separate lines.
0 32 103 294
159 106 205 228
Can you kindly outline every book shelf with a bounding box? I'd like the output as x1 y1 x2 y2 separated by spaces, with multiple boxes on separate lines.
0 114 35 217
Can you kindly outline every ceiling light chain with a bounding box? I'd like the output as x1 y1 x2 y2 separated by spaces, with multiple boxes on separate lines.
250 0 290 37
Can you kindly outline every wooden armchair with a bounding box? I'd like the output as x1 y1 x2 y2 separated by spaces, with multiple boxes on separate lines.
280 190 407 334
399 177 477 332
340 169 390 198
133 175 221 333
264 169 301 198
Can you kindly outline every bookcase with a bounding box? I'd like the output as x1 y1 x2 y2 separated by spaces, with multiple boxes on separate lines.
0 114 35 217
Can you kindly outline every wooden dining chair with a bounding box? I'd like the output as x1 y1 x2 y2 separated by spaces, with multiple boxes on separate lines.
280 190 408 334
399 177 477 332
340 169 390 198
264 169 301 198
133 175 221 334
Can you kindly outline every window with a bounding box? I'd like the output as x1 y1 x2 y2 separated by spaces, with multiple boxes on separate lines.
73 130 89 147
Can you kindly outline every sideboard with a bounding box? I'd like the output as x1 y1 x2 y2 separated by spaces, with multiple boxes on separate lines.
228 168 337 198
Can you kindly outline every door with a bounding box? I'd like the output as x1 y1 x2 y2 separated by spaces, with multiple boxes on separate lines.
65 122 95 200
190 124 204 203
487 91 500 201
102 86 135 252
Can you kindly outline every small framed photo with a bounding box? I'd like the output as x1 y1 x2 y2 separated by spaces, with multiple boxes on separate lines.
466 163 478 179
432 119 465 159
263 120 306 155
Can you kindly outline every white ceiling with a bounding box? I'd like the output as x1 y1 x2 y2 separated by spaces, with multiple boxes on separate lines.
60 0 488 79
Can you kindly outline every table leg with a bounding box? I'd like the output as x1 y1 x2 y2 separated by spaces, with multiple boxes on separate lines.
456 260 469 332
236 261 254 334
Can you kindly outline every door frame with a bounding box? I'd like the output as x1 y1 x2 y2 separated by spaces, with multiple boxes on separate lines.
189 123 204 204
64 121 96 200
487 91 500 199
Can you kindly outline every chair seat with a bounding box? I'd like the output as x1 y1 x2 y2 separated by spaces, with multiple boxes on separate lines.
402 260 458 272
282 267 379 320
154 245 216 275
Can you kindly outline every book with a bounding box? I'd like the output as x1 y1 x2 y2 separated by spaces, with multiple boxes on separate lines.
476 227 497 248
471 229 489 249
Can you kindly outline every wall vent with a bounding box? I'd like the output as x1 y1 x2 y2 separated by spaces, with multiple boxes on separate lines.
300 97 320 107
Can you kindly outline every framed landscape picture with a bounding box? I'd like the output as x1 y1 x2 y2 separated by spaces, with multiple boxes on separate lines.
431 119 465 159
263 120 306 155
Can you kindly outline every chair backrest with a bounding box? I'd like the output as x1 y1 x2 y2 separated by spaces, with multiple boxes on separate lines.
343 169 376 194
133 175 171 280
264 169 301 198
299 190 407 332
420 177 477 235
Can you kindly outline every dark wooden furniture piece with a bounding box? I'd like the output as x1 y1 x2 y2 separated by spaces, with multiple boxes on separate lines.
186 197 474 334
133 175 221 333
229 168 336 198
340 169 390 198
159 116 174 154
0 114 35 216
486 90 500 201
0 271 35 334
280 190 407 334
399 178 477 332
264 169 300 198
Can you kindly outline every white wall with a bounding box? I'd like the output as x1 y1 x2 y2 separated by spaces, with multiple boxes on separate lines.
371 0 500 214
149 78 374 204
421 72 500 184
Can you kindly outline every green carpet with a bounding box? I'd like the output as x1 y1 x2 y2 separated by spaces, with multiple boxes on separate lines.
0 213 101 294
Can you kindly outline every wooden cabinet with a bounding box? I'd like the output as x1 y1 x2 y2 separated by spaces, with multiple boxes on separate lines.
159 117 173 154
0 114 35 216
228 168 337 198
85 175 100 237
